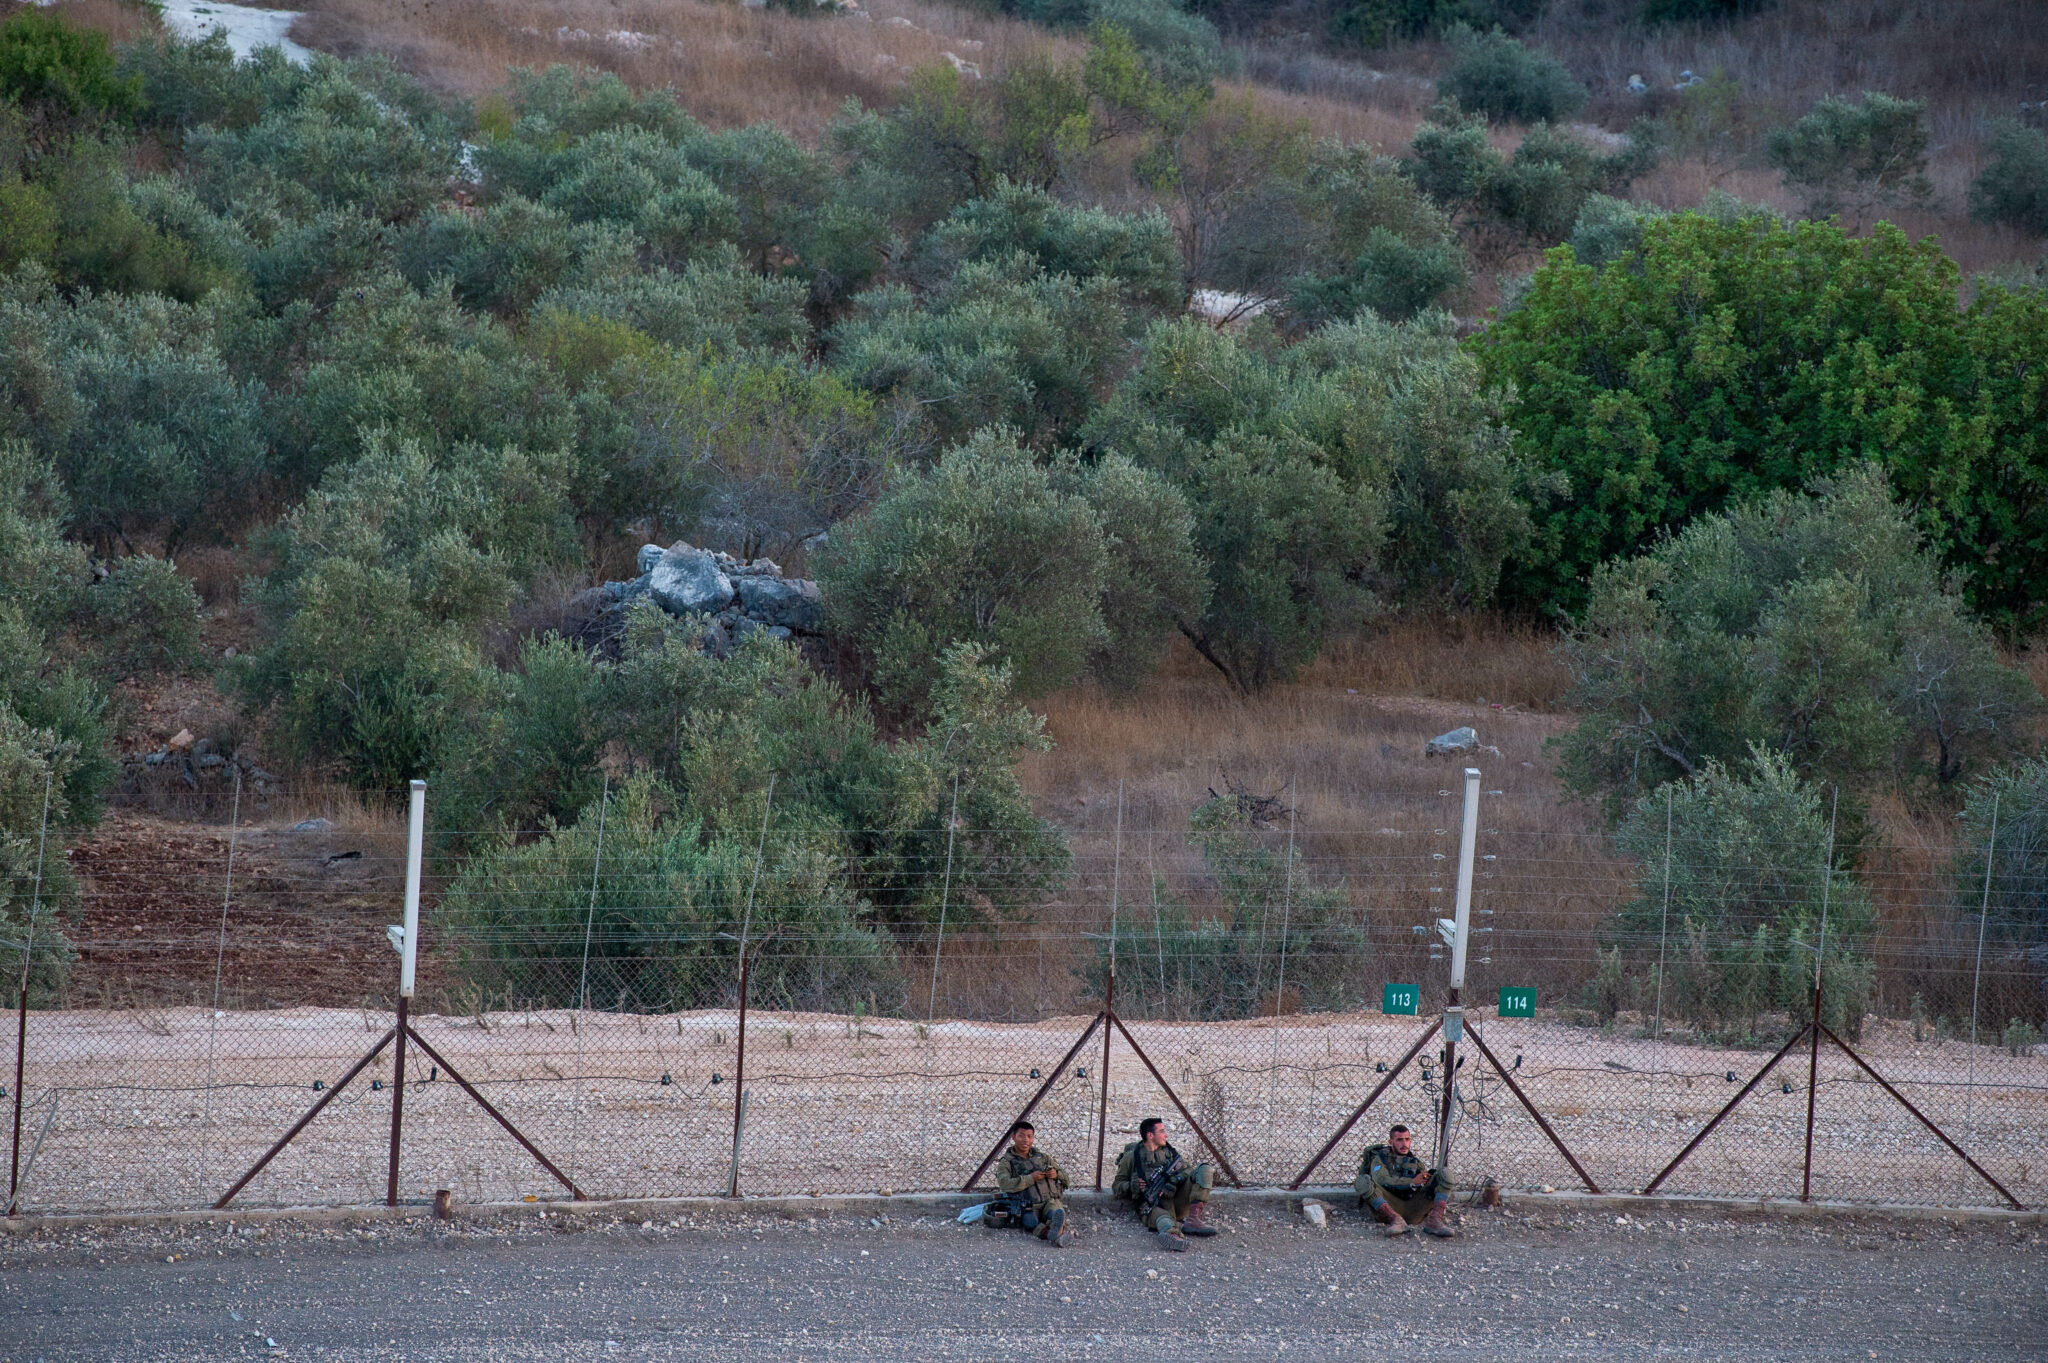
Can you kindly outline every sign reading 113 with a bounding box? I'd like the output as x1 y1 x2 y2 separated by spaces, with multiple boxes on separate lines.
1382 983 1418 1016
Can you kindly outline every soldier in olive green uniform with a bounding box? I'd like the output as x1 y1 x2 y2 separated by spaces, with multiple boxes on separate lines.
1355 1123 1455 1237
994 1121 1071 1247
1112 1117 1217 1251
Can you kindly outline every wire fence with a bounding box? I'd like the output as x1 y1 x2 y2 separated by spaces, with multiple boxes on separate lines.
5 780 2043 1217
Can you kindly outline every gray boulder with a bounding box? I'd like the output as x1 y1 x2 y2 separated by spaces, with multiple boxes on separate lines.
648 547 734 615
1424 726 1479 757
636 543 665 575
733 577 819 630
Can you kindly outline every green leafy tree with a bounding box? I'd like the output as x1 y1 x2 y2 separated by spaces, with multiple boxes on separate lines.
1476 213 2048 621
0 9 141 139
611 351 921 559
915 181 1183 315
0 270 265 552
1088 313 1549 688
1557 467 2040 810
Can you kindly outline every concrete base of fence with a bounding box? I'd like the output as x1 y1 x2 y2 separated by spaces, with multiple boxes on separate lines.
3 1185 2037 1235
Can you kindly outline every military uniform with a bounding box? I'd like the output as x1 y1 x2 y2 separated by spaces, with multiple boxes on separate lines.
1113 1139 1214 1235
995 1143 1070 1242
1355 1142 1452 1225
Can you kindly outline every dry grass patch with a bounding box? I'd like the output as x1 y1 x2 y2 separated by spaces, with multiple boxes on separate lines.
291 0 1074 136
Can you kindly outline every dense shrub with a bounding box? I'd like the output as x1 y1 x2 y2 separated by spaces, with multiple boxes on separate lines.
829 253 1136 445
0 271 266 550
610 351 920 560
1969 122 2048 238
1765 92 1929 220
1435 28 1584 125
1952 757 2048 1007
1086 312 1551 688
1608 749 1874 1040
439 774 899 1012
1556 467 2040 810
916 183 1183 315
818 429 1115 707
241 435 580 788
0 8 140 133
1092 788 1368 1019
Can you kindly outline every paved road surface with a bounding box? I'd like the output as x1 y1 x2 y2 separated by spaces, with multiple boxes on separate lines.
4 1199 2041 1361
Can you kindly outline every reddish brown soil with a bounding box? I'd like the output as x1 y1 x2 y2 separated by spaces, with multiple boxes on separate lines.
63 811 415 1010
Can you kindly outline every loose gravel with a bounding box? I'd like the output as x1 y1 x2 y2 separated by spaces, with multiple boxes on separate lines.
3 1198 2042 1361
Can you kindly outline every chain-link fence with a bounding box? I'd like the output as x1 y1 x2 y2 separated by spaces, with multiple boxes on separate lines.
6 779 2043 1217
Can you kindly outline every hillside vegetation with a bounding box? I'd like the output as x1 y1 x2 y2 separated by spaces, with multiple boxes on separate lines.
1 0 2044 1035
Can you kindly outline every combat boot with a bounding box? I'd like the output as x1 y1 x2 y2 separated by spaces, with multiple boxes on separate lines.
1157 1226 1190 1252
1421 1201 1456 1238
1045 1208 1069 1248
1372 1201 1408 1237
1181 1202 1218 1237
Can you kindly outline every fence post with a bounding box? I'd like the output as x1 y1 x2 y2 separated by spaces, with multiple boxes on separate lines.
1966 793 1999 1143
725 778 773 1200
728 947 751 1199
920 776 960 1179
199 769 242 1200
1436 767 1480 1178
8 773 52 1217
571 776 611 1187
1264 778 1297 1173
1651 786 1672 1042
387 780 426 1207
1094 786 1123 1192
1800 790 1837 1204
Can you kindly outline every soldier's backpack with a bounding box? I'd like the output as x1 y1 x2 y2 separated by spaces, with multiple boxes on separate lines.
1111 1141 1140 1198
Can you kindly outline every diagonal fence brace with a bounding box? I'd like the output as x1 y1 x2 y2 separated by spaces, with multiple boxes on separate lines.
1463 1021 1600 1194
1110 1013 1242 1188
216 1028 395 1209
1817 1023 2024 1211
961 1012 1105 1192
404 1026 585 1201
1644 1022 1811 1197
1289 1018 1442 1190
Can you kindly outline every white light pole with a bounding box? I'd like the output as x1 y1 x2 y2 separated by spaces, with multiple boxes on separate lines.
1436 767 1481 1173
387 780 425 1206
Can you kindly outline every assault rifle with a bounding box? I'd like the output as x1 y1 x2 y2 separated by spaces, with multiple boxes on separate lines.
1134 1144 1189 1213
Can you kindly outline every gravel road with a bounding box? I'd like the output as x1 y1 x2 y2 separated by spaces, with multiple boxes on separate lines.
4 1199 2042 1362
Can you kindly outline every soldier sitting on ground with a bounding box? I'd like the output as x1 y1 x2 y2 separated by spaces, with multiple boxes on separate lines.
993 1121 1071 1247
1112 1116 1217 1251
1356 1123 1455 1238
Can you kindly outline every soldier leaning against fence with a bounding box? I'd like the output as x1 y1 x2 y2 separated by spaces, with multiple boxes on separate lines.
1355 1123 1455 1238
1112 1117 1217 1251
993 1121 1072 1247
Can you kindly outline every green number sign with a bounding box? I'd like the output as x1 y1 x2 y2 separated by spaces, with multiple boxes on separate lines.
1382 982 1419 1016
1498 986 1537 1018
